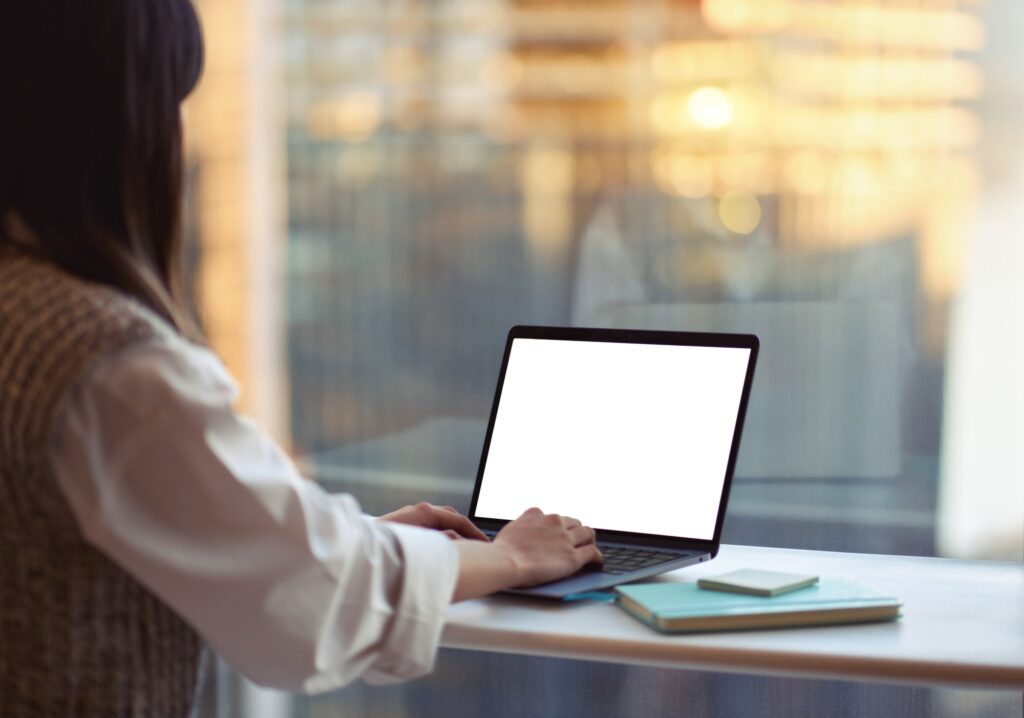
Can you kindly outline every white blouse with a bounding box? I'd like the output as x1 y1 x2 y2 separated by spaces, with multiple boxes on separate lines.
49 331 459 693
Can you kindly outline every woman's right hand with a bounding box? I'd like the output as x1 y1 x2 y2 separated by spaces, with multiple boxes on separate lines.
450 507 602 601
493 507 602 588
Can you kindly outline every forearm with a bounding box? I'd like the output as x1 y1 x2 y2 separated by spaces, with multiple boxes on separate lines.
451 540 521 602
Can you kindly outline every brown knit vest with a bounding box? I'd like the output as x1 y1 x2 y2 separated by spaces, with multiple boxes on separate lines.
0 247 206 716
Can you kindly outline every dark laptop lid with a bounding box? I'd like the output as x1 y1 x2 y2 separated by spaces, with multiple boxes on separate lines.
469 325 759 554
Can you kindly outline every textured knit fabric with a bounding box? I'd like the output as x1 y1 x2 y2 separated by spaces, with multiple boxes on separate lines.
0 245 206 717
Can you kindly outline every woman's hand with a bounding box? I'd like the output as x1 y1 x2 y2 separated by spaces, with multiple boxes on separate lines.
451 507 602 601
493 507 602 587
377 502 489 541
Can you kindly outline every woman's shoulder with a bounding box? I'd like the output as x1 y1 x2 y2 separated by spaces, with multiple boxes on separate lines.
0 247 183 428
0 245 174 346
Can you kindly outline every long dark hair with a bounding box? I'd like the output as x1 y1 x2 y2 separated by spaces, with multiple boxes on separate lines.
0 0 205 339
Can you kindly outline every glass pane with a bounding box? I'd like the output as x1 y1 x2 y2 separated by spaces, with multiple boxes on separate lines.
182 0 1024 716
276 0 1022 562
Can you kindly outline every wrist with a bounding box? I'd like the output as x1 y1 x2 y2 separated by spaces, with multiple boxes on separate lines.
452 539 524 601
490 540 524 589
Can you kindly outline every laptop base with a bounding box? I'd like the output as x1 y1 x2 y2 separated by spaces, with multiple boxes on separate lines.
505 552 709 600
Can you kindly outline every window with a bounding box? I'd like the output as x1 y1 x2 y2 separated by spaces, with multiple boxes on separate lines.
184 1 1023 715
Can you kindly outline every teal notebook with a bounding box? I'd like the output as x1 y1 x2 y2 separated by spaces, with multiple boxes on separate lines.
616 578 901 633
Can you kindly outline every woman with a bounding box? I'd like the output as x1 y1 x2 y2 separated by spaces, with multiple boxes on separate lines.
0 2 600 715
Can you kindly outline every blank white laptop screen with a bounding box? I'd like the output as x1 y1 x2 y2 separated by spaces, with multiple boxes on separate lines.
474 338 752 540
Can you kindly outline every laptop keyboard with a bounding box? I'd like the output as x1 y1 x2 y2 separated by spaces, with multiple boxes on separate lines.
595 546 682 575
480 530 683 575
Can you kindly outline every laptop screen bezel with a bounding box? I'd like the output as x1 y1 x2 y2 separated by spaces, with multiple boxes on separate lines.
467 325 759 555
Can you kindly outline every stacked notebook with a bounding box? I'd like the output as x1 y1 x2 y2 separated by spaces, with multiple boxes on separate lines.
616 577 901 633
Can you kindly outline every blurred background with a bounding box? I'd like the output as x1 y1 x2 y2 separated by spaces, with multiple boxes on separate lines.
182 0 1023 716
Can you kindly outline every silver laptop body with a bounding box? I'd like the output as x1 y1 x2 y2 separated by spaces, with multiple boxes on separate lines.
468 325 759 599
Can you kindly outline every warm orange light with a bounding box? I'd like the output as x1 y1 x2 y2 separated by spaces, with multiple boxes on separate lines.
772 53 983 101
307 93 381 142
703 0 788 35
672 156 715 198
688 86 734 130
480 53 524 89
791 4 984 51
834 157 880 197
718 192 762 234
651 96 689 134
784 152 829 194
651 41 759 84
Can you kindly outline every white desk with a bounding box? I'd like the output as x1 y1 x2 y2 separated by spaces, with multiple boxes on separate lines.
442 544 1024 690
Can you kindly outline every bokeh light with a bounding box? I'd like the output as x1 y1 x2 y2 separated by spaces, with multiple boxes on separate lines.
718 191 762 234
688 86 734 130
307 92 381 142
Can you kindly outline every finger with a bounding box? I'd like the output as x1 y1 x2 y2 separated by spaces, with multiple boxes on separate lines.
566 524 596 547
443 529 460 540
520 506 543 517
576 543 604 568
431 508 490 541
441 505 460 514
560 515 582 530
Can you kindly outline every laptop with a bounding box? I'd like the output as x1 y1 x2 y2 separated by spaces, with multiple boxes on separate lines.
468 325 759 599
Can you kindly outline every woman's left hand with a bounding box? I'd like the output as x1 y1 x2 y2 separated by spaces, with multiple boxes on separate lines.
377 502 489 541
